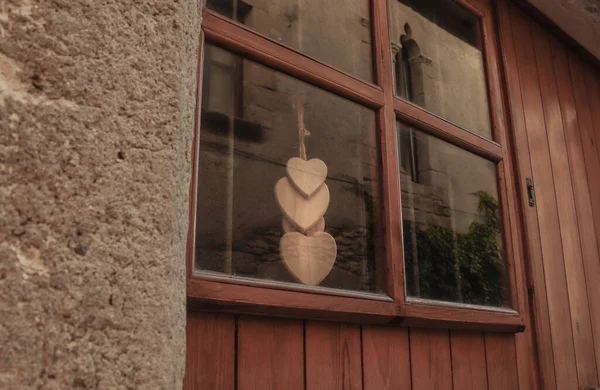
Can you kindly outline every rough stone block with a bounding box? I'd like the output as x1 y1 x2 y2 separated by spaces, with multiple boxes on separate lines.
1 0 201 387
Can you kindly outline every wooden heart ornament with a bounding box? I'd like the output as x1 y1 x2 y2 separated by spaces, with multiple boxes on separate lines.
275 177 329 232
282 216 325 236
280 232 337 285
286 157 328 198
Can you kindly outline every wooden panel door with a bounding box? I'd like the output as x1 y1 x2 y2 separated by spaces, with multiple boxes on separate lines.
498 2 600 389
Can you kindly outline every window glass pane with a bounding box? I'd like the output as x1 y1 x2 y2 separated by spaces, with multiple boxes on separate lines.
398 122 509 307
389 0 493 138
195 44 382 293
206 0 374 82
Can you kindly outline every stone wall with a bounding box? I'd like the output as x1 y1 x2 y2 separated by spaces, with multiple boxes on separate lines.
0 0 200 387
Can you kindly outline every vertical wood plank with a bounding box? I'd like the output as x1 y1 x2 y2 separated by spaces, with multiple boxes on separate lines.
238 316 304 390
572 61 600 259
583 64 600 253
485 334 519 390
362 325 411 390
588 70 600 159
305 321 362 390
497 3 551 389
185 312 236 390
511 8 579 389
410 329 452 390
581 59 600 385
552 39 600 387
532 23 597 389
450 332 488 390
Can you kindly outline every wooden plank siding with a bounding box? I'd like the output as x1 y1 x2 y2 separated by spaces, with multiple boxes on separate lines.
450 332 489 390
362 326 411 390
509 7 580 388
485 334 520 390
184 312 236 390
409 329 452 390
305 322 363 390
571 57 600 384
187 318 515 390
496 1 552 388
551 38 600 388
582 62 600 385
497 1 600 389
237 316 305 390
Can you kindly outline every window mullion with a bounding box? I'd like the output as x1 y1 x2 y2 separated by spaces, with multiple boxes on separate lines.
372 0 407 305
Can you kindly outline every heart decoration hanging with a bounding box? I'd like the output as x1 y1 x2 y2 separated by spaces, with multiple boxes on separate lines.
280 232 337 286
282 216 325 236
274 176 329 233
275 96 337 286
286 157 328 198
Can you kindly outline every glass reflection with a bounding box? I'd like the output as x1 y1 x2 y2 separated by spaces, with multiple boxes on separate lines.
390 0 493 138
398 122 509 307
207 0 374 81
195 44 382 292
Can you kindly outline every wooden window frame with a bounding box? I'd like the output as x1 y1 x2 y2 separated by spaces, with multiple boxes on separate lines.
187 0 527 332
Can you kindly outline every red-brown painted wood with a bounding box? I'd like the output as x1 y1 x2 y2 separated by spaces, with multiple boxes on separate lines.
362 325 411 390
410 329 452 390
584 64 600 254
187 278 397 324
533 23 597 388
450 332 489 390
237 316 304 390
511 8 579 389
305 321 362 390
570 55 600 384
393 98 504 162
485 334 520 390
184 312 235 390
588 70 600 160
372 0 405 305
551 38 600 388
572 61 600 261
480 4 531 329
402 302 523 333
497 3 549 388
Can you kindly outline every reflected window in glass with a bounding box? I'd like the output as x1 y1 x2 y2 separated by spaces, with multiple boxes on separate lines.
397 122 509 307
195 44 382 293
389 0 492 138
206 0 374 81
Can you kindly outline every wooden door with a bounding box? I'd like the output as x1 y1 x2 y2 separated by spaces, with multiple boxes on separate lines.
497 2 600 389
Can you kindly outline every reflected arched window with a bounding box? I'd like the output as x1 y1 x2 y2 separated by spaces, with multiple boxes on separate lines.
394 23 420 183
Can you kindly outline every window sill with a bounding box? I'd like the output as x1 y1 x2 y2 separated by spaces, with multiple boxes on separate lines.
399 298 525 333
187 274 399 324
187 275 525 333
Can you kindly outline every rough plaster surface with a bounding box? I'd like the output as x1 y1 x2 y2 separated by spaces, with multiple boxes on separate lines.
0 0 201 388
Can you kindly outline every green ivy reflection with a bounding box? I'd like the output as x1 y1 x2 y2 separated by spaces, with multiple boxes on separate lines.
404 191 507 307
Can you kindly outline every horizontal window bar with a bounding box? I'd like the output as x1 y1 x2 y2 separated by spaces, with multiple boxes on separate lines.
203 11 386 109
394 97 504 162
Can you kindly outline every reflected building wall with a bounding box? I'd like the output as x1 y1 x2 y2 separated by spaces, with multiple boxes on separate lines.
197 43 379 290
196 0 501 290
389 0 499 233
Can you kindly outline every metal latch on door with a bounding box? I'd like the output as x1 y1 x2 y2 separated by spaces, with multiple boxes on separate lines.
526 177 535 207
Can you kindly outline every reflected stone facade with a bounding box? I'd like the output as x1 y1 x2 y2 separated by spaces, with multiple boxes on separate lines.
196 0 502 291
